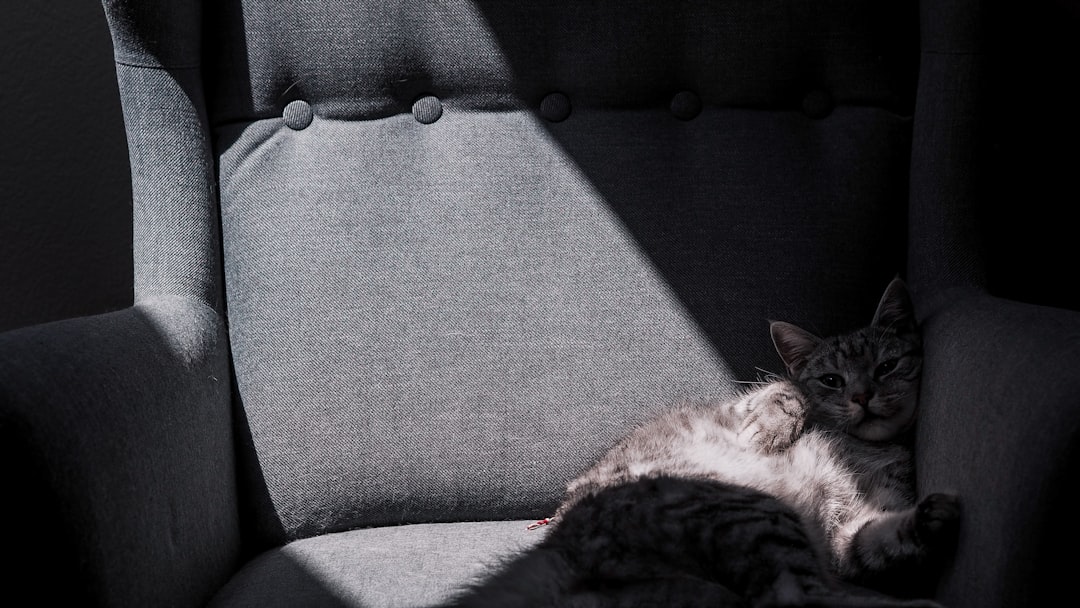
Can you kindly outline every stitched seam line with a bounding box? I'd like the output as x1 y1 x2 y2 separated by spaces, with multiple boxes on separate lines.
115 59 201 70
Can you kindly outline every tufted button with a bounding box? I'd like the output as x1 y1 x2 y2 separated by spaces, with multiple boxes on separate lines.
539 92 571 122
801 89 834 119
670 91 702 121
412 95 443 124
282 100 313 130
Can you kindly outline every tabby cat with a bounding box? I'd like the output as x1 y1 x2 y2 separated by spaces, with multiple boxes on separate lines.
444 278 959 607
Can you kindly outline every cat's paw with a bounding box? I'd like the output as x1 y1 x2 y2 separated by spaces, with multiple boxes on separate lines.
915 493 961 546
738 382 807 453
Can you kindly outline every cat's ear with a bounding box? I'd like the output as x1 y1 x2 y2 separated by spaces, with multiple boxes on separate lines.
872 277 918 334
770 321 821 377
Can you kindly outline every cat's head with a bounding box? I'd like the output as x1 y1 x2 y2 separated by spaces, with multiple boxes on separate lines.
769 278 922 442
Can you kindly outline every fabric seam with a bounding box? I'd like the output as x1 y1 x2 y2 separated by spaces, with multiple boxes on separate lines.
115 59 202 70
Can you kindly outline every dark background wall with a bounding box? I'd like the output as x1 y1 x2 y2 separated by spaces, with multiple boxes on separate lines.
0 1 132 334
978 0 1080 313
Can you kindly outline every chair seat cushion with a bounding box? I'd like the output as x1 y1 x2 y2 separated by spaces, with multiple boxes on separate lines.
208 520 543 607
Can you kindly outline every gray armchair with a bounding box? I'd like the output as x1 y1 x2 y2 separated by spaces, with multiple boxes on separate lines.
3 1 1077 606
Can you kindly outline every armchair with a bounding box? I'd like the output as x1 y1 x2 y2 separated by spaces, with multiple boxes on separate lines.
2 1 1077 606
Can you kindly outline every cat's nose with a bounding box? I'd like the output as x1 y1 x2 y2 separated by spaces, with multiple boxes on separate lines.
851 392 873 408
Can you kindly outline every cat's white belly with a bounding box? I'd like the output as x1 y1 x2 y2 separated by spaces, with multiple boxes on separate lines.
663 424 863 541
586 404 877 547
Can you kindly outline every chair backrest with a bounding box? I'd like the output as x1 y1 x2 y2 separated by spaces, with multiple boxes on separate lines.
105 0 956 550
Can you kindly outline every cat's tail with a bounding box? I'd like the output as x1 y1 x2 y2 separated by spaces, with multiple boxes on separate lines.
441 552 748 608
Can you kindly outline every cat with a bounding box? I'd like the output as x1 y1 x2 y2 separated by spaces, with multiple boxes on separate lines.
443 277 959 607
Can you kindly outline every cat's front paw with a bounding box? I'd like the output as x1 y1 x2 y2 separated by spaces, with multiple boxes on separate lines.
915 493 961 546
738 382 807 453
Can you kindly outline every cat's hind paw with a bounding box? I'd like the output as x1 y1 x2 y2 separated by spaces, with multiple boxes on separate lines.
915 493 961 545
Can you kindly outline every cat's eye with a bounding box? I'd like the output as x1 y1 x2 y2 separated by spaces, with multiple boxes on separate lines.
875 359 898 378
818 374 845 389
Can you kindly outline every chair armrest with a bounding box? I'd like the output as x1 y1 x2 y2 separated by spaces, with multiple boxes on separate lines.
916 289 1080 608
0 296 239 607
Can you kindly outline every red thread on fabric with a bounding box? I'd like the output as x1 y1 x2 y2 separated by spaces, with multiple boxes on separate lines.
527 517 552 530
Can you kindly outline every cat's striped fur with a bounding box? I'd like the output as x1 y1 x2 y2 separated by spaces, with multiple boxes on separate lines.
445 278 958 607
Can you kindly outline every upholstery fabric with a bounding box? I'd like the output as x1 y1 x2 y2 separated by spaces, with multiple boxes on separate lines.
118 64 222 310
209 520 544 608
103 0 222 312
0 296 237 607
917 289 1080 607
205 1 917 123
907 0 987 310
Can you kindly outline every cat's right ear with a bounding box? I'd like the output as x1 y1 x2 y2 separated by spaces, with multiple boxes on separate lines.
770 321 821 378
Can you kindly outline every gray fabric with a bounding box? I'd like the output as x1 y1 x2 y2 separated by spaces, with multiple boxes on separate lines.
916 289 1080 607
101 0 202 69
115 63 222 312
0 296 238 607
205 0 917 123
219 109 743 542
209 520 544 608
105 0 221 312
212 0 917 544
907 0 987 309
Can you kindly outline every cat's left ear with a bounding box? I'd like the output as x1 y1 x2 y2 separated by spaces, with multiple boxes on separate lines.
872 277 918 335
770 321 821 377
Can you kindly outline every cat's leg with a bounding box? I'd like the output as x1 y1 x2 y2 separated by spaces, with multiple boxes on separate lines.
835 494 961 594
733 381 807 453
